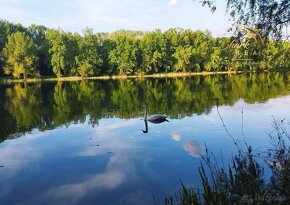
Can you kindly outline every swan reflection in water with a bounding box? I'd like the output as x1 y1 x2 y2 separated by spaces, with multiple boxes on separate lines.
142 107 169 133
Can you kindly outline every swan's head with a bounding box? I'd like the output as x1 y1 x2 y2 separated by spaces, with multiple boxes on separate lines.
142 129 148 133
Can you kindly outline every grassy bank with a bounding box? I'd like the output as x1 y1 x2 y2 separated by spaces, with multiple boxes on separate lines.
0 70 248 84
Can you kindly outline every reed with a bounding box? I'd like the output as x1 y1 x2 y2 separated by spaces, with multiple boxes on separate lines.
157 119 290 205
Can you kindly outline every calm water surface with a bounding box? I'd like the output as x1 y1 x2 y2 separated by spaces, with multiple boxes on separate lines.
0 73 290 205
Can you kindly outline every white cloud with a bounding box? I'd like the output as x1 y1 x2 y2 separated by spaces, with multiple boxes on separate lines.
169 0 179 6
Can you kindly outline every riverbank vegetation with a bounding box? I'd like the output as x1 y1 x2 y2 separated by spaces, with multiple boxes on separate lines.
1 19 290 79
159 118 290 205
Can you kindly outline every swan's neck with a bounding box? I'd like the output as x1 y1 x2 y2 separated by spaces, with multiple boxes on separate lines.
144 108 147 120
142 120 148 133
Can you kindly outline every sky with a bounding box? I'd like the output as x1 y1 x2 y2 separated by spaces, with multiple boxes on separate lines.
0 0 234 37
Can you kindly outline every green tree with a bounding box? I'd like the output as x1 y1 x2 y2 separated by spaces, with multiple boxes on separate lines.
76 28 103 77
109 30 140 74
46 29 79 77
173 46 194 72
46 29 66 77
99 34 115 74
163 28 182 72
3 31 38 78
64 32 80 76
0 20 27 76
140 29 167 73
204 37 233 71
28 24 51 75
279 42 290 69
0 20 27 51
190 30 213 71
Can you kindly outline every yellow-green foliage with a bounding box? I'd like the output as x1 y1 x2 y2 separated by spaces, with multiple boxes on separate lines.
3 31 38 78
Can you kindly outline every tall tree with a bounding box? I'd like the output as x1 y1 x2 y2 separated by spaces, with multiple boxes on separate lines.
76 28 103 77
0 20 27 76
173 46 194 72
205 37 233 71
3 31 38 78
64 32 80 76
28 24 52 75
98 33 114 74
140 29 167 73
0 20 27 51
46 29 79 77
46 29 66 77
191 30 213 71
163 28 183 72
109 30 139 75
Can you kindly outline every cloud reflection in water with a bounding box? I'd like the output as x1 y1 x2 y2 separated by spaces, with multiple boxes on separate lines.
183 140 201 158
171 132 181 141
0 119 140 205
21 156 133 205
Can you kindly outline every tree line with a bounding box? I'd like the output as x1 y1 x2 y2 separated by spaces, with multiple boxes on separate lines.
0 19 290 78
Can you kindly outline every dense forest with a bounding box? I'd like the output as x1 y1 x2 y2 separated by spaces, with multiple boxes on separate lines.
0 19 290 78
1 72 290 140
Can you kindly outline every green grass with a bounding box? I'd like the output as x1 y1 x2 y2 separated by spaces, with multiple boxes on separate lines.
0 70 242 84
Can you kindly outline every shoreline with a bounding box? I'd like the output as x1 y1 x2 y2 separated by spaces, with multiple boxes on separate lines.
0 70 282 84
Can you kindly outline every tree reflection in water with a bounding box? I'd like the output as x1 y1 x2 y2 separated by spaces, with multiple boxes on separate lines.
1 72 290 141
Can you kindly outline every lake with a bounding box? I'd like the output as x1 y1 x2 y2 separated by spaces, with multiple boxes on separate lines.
0 73 290 205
